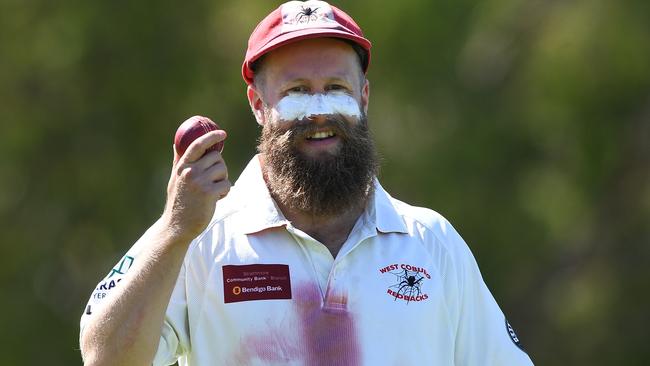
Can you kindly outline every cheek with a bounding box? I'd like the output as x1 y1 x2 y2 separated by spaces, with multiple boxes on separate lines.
262 103 290 127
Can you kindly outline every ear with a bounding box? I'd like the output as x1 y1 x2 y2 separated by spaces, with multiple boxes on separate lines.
247 85 266 126
361 78 370 115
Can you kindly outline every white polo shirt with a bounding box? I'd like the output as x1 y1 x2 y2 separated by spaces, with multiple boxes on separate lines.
81 155 533 365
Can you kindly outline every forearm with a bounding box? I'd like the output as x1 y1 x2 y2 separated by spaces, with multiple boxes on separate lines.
80 219 191 366
80 129 229 365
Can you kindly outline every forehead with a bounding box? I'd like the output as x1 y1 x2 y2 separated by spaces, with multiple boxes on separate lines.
260 38 361 85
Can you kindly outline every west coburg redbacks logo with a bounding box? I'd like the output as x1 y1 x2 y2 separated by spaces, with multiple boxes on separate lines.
379 263 431 304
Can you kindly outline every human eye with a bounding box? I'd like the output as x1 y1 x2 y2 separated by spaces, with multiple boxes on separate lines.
286 85 309 93
326 84 350 92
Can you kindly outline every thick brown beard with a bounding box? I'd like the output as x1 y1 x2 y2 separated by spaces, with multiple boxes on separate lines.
258 114 379 218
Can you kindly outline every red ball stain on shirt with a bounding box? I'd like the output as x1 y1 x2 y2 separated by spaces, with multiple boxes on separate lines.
233 283 360 365
296 284 360 366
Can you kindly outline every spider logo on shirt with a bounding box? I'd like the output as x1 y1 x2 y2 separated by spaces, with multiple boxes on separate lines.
389 269 425 304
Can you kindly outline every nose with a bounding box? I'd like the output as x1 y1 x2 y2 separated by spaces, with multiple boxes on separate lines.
303 94 331 124
306 113 329 124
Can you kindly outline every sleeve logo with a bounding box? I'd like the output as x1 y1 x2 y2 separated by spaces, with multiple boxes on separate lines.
506 319 525 350
109 255 134 278
89 255 135 303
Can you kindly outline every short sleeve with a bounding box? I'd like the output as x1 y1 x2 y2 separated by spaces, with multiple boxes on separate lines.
444 221 534 365
152 260 190 365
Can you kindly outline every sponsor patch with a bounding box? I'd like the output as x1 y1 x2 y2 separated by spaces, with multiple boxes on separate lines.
379 263 431 304
222 264 291 304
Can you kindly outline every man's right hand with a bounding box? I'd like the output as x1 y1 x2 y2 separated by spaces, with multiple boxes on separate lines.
79 129 230 366
163 129 231 243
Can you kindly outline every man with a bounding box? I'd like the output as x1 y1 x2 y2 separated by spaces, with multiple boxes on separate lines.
80 1 534 365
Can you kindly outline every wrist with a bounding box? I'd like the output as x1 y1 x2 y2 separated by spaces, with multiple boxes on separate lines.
153 214 198 248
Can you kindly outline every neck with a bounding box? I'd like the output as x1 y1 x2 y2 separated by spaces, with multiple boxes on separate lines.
274 197 366 258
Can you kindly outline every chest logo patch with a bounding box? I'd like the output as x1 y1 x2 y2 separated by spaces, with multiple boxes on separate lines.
222 264 292 304
379 263 430 304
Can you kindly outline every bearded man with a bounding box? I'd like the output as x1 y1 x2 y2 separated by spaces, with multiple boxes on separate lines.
79 1 534 365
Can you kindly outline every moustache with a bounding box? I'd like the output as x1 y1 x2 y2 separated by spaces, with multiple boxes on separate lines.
277 115 357 142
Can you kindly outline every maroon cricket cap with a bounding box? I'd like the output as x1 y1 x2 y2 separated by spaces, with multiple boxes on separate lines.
242 0 372 85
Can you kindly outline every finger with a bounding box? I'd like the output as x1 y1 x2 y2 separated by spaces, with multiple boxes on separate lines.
181 130 228 164
212 179 232 200
173 144 181 165
198 178 232 200
193 149 225 171
203 160 228 183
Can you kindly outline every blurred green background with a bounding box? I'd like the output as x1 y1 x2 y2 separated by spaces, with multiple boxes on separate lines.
1 0 648 364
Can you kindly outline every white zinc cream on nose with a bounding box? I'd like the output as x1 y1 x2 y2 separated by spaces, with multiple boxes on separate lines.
271 92 362 122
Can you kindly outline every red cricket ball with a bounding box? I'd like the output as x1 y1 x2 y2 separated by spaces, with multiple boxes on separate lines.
174 116 225 157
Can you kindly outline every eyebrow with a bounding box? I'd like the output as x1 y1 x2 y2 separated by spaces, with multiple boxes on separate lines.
281 76 354 87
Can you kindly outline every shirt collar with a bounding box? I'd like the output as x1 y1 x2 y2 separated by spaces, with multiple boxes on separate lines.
227 155 288 235
372 178 409 234
233 155 408 235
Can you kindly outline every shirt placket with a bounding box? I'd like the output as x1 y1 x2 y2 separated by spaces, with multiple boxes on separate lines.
286 224 334 301
323 220 377 311
286 215 377 311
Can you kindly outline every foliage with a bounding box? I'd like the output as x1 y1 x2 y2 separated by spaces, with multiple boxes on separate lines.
0 0 648 364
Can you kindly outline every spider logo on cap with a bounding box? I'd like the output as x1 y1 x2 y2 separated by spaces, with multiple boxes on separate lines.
294 6 320 23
